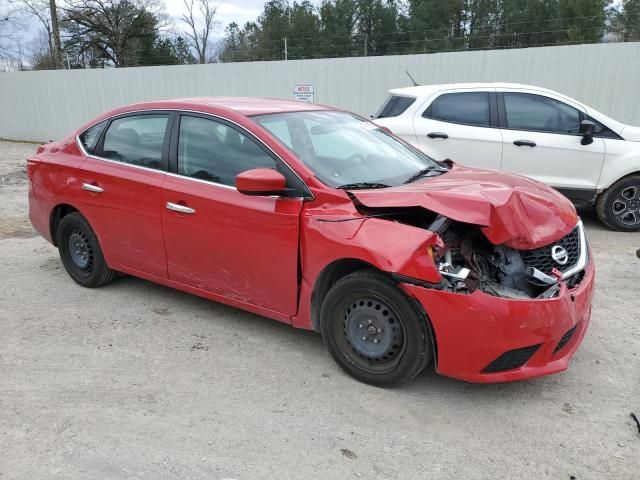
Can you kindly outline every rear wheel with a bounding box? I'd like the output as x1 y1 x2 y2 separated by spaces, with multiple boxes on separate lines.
596 175 640 231
56 212 117 287
320 269 432 387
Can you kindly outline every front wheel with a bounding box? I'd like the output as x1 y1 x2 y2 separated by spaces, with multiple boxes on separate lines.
596 175 640 231
56 212 118 288
320 269 433 387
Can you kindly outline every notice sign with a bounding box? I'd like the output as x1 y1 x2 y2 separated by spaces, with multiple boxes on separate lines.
293 85 315 103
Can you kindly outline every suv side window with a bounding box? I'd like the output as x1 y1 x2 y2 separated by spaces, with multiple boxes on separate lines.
79 120 107 154
423 92 490 127
101 114 169 169
177 115 277 186
376 95 416 118
503 93 581 134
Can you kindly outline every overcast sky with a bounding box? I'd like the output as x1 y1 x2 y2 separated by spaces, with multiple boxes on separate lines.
164 0 265 37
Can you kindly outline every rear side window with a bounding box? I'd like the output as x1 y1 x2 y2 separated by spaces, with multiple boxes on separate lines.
79 121 107 154
503 93 580 134
101 115 169 170
376 95 416 118
423 92 490 127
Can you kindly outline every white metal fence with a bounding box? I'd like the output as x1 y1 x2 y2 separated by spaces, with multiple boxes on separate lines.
1 41 640 142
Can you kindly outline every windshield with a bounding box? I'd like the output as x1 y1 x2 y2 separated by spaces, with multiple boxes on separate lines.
253 111 444 188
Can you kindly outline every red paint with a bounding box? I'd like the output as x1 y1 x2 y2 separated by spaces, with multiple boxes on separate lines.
352 164 578 250
401 257 595 382
27 97 595 383
236 168 286 195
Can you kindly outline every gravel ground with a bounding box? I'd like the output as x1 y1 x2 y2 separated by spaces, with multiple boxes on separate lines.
1 140 639 480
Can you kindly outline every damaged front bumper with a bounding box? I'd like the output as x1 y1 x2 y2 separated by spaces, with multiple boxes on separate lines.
401 254 595 383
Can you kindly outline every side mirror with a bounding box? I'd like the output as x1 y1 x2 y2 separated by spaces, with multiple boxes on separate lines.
579 120 596 145
236 168 286 196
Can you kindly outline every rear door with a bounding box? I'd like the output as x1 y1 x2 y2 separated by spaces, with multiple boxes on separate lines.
412 89 503 169
498 91 605 192
75 112 171 277
161 113 304 316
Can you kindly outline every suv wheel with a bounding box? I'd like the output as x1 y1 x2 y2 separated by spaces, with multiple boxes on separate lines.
320 269 432 387
596 175 640 231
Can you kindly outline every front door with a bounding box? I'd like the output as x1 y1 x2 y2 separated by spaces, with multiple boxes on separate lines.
161 114 303 316
499 92 605 192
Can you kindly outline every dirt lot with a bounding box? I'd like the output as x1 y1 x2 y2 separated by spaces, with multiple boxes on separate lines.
0 140 638 479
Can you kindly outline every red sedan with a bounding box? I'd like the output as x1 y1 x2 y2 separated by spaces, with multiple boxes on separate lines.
27 98 594 386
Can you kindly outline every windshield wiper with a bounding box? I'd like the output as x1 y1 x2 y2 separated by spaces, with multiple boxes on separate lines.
337 182 391 190
403 166 448 184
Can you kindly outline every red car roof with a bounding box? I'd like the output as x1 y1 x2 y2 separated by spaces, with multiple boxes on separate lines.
121 97 332 116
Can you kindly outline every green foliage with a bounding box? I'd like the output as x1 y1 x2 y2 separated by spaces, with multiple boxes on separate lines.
61 0 197 68
614 0 640 40
217 0 624 62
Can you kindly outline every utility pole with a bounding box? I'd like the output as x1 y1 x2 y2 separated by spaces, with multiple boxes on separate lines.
364 33 368 57
284 37 288 61
49 0 63 69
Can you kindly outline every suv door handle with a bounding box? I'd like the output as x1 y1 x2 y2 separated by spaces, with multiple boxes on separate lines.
166 202 195 214
82 183 104 193
427 132 449 139
513 140 536 147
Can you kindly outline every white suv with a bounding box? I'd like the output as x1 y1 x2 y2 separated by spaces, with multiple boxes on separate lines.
372 83 640 231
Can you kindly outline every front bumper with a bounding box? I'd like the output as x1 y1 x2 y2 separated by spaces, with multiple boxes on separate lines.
401 257 595 383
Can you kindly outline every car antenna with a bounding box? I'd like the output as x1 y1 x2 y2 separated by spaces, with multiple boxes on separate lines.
406 70 420 87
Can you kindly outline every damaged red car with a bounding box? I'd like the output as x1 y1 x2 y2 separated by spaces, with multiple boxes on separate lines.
28 98 594 387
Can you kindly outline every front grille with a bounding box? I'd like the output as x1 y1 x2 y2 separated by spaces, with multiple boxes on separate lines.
520 226 580 276
482 344 541 373
553 324 578 354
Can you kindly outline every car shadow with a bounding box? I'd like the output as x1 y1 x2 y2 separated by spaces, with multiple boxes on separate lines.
110 274 573 401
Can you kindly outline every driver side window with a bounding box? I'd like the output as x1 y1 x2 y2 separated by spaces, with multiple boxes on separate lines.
177 115 276 186
503 93 581 135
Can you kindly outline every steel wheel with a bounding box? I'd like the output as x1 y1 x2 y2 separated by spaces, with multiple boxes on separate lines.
67 228 94 271
337 294 406 374
57 212 118 287
320 269 432 387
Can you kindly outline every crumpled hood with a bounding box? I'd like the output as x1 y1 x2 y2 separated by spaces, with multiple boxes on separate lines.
620 124 640 142
351 165 577 250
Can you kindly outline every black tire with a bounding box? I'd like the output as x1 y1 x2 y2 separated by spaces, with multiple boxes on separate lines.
596 175 640 231
56 212 118 288
320 269 433 387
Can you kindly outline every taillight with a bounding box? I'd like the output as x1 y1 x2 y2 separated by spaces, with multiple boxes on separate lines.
26 159 40 180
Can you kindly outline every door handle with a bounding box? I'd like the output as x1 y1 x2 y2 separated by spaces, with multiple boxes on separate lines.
166 202 195 214
427 132 449 139
82 183 104 193
513 140 536 147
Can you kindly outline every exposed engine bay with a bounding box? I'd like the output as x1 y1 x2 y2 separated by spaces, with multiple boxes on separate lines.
355 205 585 299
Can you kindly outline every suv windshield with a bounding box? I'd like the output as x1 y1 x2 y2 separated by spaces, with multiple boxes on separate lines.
253 111 445 188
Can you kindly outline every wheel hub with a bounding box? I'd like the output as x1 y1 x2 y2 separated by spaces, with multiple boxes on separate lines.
68 230 91 269
342 298 403 362
612 185 640 226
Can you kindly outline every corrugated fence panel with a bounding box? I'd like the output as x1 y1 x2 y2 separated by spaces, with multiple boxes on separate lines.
1 42 640 142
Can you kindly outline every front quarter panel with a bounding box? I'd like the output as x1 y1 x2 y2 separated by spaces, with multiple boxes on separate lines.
600 138 640 189
292 203 442 330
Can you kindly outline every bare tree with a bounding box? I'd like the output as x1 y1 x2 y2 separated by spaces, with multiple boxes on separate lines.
62 0 170 67
28 28 56 68
18 0 55 66
181 0 216 64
